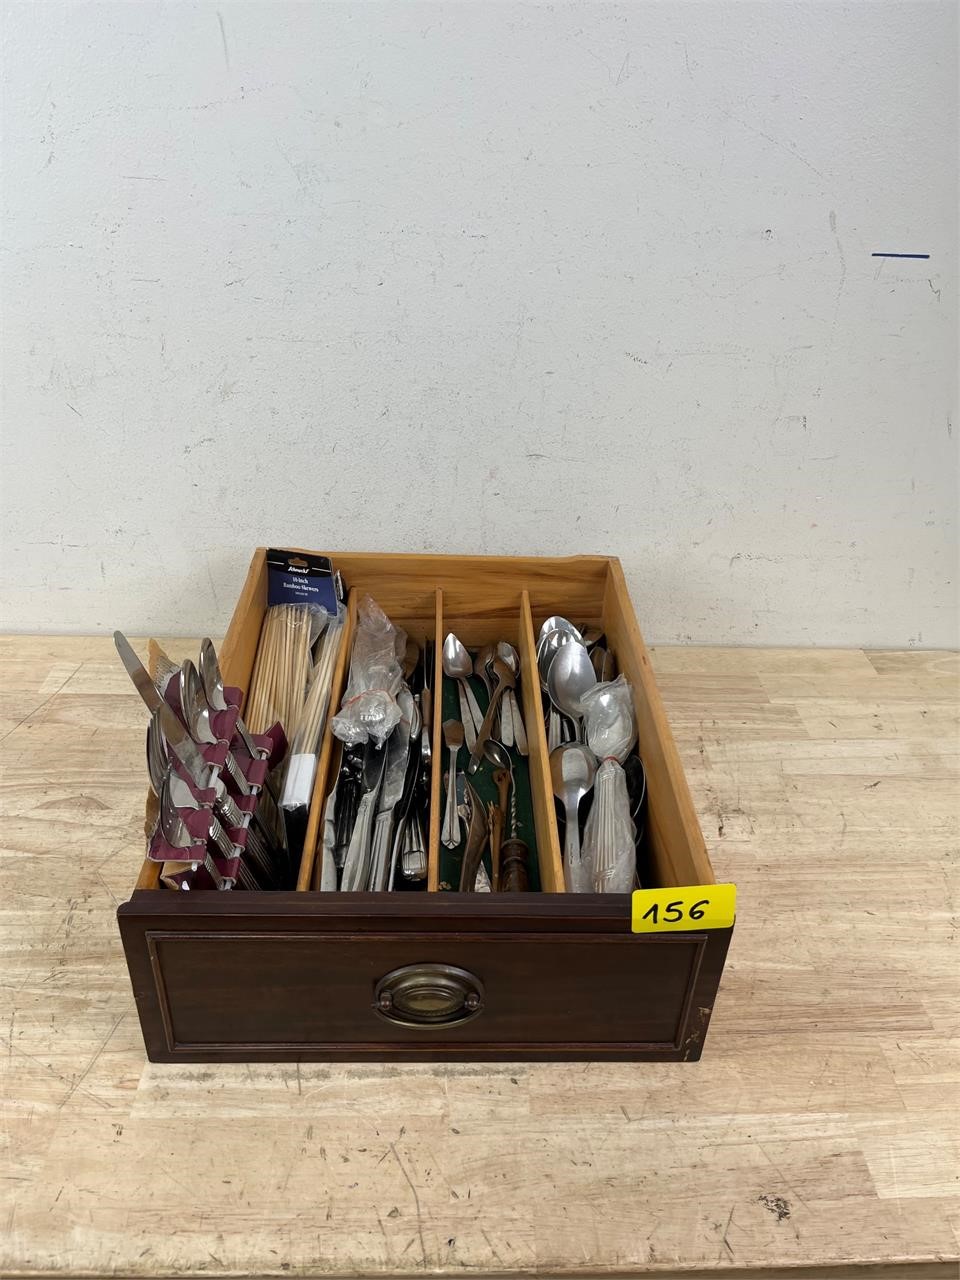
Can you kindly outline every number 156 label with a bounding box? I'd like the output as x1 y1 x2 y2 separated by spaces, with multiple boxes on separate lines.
631 883 736 933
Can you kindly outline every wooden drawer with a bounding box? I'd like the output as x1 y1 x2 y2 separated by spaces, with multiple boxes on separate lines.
118 550 732 1062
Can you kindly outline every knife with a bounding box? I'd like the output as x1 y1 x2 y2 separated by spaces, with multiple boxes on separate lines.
115 632 215 785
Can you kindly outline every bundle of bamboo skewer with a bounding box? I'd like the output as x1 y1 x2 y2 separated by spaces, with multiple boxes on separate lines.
280 613 345 810
245 603 314 736
288 616 344 759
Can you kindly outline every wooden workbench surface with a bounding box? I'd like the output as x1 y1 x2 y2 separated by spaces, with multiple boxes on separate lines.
1 637 957 1276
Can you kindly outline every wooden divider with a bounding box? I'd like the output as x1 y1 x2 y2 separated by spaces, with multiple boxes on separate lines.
518 591 565 892
601 562 713 889
426 589 444 891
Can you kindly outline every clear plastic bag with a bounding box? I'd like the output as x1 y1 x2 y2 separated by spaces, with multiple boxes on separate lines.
582 758 637 893
330 595 405 746
582 674 636 763
581 677 638 892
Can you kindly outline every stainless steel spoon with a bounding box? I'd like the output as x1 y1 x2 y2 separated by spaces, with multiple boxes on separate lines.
537 628 576 750
539 616 582 644
468 658 515 773
547 641 597 742
180 660 252 796
483 738 517 839
495 641 528 756
550 743 597 893
442 633 483 750
157 772 230 889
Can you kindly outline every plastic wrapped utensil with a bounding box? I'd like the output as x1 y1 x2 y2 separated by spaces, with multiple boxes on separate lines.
582 758 637 893
330 596 404 747
581 675 639 892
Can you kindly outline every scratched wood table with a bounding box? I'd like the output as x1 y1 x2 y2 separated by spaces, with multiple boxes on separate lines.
1 637 957 1278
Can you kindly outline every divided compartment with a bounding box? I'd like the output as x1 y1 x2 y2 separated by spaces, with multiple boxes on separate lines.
432 589 563 893
298 586 444 893
530 561 714 892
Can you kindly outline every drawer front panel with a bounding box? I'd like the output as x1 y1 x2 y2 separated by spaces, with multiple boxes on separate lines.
142 928 715 1057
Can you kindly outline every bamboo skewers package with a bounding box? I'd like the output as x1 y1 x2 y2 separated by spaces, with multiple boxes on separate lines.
280 609 346 810
245 603 317 737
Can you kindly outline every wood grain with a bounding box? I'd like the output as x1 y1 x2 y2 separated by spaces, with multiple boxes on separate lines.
602 560 715 888
2 636 958 1274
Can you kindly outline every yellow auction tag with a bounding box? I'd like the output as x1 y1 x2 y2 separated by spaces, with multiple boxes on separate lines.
631 883 736 933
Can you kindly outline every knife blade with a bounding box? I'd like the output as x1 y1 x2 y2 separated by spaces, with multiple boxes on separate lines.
114 631 210 784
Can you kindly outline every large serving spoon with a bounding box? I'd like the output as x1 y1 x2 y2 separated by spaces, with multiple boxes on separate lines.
539 616 582 644
550 743 597 893
537 628 577 750
547 645 593 747
547 641 597 742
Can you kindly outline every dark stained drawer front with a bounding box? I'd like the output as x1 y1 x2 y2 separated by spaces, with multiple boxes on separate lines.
119 894 730 1062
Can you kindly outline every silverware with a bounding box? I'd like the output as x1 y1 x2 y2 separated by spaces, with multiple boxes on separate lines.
483 739 516 840
468 658 515 773
179 660 252 796
157 773 230 889
400 814 428 881
550 743 597 893
546 641 597 742
458 780 489 891
388 696 423 890
442 634 483 750
368 690 413 890
474 645 494 700
441 719 464 847
199 638 261 761
494 641 527 756
537 628 576 751
148 709 247 828
116 632 257 827
539 616 582 644
340 740 387 891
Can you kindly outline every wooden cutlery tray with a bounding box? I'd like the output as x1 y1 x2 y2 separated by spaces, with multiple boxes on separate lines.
118 550 731 1062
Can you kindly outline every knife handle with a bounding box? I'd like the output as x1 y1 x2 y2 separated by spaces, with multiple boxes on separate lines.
368 809 394 892
499 837 530 892
340 790 376 892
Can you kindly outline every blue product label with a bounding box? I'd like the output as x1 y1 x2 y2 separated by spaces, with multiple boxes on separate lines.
266 549 342 614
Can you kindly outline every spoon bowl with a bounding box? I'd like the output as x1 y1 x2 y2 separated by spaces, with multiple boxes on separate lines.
442 633 473 681
547 641 597 724
550 743 597 893
539 616 582 645
483 738 513 775
537 627 575 692
583 680 637 762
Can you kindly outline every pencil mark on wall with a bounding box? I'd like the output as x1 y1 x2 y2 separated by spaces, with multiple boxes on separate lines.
217 12 230 72
816 211 847 398
871 252 930 259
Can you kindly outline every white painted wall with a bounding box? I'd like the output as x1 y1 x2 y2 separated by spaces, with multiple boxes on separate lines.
1 1 957 645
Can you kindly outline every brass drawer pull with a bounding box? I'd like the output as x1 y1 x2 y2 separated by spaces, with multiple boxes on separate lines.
373 963 484 1028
